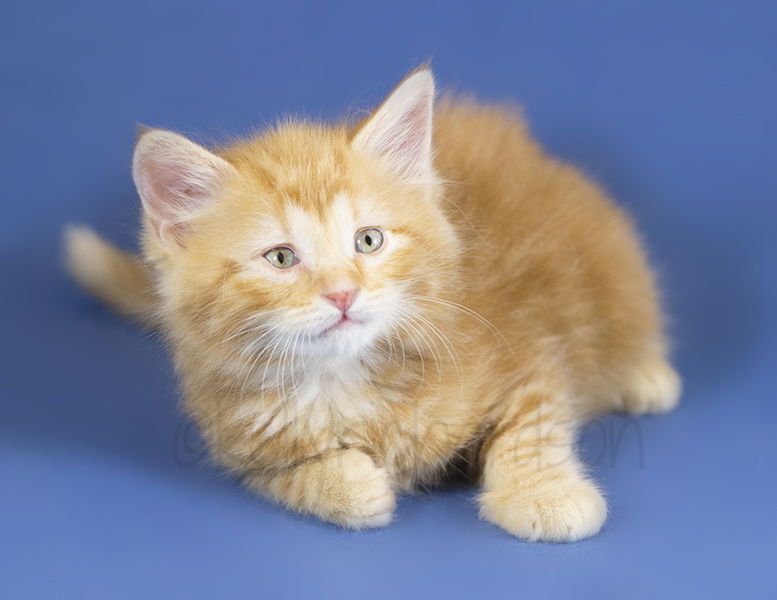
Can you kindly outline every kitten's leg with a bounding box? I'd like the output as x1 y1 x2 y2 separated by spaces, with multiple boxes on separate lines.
619 355 681 415
478 384 606 542
243 448 396 529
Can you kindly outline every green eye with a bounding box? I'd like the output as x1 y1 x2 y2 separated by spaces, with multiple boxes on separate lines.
263 247 297 269
355 228 384 254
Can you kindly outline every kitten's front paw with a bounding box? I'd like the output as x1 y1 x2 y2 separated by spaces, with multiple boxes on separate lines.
260 448 395 530
308 448 395 530
479 475 607 542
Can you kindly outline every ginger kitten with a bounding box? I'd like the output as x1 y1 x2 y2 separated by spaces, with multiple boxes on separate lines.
65 68 680 541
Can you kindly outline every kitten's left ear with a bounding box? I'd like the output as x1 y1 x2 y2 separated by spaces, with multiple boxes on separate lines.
352 67 436 182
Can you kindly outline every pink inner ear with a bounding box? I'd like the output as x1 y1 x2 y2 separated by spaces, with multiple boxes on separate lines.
382 94 432 178
133 132 230 244
353 70 435 181
137 154 216 222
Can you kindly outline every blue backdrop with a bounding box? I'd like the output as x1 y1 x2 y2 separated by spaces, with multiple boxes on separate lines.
2 1 775 598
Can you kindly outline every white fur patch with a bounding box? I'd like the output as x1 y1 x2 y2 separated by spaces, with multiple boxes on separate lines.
231 355 379 437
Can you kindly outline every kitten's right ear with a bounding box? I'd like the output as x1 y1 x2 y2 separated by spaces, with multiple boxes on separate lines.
352 67 436 182
132 129 236 246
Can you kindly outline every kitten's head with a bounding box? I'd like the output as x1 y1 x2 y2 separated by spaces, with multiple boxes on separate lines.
134 68 459 384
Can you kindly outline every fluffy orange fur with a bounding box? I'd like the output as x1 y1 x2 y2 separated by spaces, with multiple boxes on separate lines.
65 68 680 541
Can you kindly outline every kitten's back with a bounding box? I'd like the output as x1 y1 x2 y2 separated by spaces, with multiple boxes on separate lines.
433 100 667 405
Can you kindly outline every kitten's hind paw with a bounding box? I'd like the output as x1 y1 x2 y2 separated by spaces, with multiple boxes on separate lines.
621 358 681 415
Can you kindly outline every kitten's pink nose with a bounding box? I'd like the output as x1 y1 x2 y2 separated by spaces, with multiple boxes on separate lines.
323 288 358 313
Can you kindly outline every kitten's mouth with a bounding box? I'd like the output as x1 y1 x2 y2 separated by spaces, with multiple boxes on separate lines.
322 314 361 336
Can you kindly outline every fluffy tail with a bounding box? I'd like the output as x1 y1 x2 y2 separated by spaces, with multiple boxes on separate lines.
63 225 160 327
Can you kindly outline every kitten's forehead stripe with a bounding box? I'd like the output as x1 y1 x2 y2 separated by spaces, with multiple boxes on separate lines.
223 123 354 221
282 195 357 271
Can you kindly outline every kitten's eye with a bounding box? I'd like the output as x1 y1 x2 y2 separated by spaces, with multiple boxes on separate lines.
263 247 297 269
355 228 384 254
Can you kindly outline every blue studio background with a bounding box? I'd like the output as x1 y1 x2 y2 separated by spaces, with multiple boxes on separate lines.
2 1 776 598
